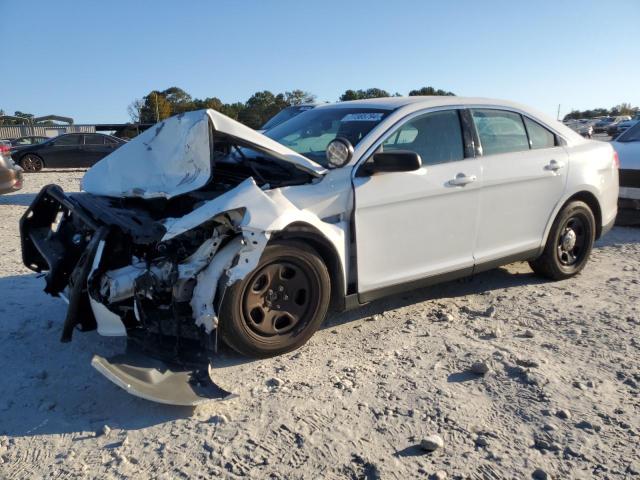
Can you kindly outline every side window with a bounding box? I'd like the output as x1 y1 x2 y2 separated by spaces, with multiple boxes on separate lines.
105 136 119 145
84 134 105 145
382 110 464 165
54 135 81 146
523 117 556 149
471 109 529 156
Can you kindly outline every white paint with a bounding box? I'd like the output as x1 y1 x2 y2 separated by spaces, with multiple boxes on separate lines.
82 111 212 199
81 109 325 200
88 240 127 336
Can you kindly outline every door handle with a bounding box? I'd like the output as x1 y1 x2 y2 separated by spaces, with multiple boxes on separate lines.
545 159 565 171
448 173 477 186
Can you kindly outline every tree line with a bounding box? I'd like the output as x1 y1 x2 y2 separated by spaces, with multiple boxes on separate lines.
128 86 456 129
563 103 639 121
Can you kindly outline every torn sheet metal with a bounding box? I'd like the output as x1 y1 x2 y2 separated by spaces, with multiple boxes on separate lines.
81 109 326 200
165 178 347 332
190 237 243 333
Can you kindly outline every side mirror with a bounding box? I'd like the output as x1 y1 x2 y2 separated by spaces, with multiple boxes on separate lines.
364 150 422 175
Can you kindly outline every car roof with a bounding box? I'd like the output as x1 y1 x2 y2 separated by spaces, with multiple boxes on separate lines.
314 96 550 112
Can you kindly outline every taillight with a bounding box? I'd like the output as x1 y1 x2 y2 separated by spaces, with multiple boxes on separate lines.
0 145 10 155
613 150 619 169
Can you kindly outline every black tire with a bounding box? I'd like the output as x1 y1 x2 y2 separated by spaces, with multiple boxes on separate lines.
20 154 44 172
219 240 331 358
529 200 595 280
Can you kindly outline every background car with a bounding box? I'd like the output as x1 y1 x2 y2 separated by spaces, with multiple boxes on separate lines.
10 132 125 171
565 119 594 138
0 143 23 194
9 136 50 148
611 121 640 225
594 117 615 133
260 104 318 131
608 115 640 139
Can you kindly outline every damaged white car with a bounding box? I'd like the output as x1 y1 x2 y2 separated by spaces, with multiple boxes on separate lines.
20 97 619 405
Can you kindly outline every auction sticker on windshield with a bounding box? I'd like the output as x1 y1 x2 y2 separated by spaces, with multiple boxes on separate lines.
342 113 385 122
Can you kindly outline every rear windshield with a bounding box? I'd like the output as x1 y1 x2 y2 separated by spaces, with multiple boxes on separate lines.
617 122 640 142
265 107 391 167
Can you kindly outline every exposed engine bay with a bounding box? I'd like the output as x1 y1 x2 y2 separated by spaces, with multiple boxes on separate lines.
20 109 348 405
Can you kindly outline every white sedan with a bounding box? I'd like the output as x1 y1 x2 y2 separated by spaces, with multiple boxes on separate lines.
20 97 619 404
612 121 640 224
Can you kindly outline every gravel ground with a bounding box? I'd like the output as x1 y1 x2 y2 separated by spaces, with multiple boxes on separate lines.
0 170 639 480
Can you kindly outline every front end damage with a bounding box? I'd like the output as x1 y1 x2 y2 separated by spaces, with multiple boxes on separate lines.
20 109 345 405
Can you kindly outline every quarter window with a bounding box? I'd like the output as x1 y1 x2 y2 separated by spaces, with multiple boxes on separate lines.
84 134 105 145
471 109 529 155
382 110 464 165
523 117 556 149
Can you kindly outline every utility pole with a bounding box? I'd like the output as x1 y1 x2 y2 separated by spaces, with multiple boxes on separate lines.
154 92 160 123
557 104 561 121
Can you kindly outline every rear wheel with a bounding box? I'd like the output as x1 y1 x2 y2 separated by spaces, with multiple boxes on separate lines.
529 200 595 280
20 154 44 172
219 240 331 358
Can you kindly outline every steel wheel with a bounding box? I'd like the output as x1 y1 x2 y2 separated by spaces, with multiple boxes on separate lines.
219 240 331 358
556 216 587 266
529 200 595 280
20 154 44 172
242 260 319 338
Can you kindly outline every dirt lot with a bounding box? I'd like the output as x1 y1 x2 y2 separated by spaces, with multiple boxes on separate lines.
0 170 639 480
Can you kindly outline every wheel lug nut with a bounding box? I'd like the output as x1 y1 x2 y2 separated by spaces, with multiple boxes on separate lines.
283 294 289 300
278 286 284 292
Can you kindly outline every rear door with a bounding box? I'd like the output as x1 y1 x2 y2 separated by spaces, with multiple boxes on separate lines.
353 108 481 298
42 134 83 167
471 108 568 264
82 134 112 166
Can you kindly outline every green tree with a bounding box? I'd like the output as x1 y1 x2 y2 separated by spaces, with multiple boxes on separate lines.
219 102 245 120
408 86 455 96
339 88 390 101
161 87 193 114
284 90 316 105
237 90 289 129
139 91 172 123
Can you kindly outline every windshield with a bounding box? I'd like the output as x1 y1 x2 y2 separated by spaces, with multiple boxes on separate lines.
262 105 315 130
264 107 391 166
617 121 640 142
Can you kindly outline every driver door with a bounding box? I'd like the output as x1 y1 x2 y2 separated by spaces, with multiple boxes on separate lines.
353 108 481 300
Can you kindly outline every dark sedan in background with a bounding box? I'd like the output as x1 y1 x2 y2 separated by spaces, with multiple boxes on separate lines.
11 133 125 171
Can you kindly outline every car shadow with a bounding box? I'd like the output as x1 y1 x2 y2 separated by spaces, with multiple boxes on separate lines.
322 264 546 331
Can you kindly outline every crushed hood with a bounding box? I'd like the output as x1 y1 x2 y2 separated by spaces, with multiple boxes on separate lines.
81 109 326 199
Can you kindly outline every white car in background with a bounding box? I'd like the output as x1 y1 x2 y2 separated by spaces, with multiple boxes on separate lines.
20 97 619 404
611 121 640 224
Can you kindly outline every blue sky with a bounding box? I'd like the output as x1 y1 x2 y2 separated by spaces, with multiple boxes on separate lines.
1 0 638 123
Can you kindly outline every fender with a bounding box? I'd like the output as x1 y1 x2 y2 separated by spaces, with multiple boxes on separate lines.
540 185 604 250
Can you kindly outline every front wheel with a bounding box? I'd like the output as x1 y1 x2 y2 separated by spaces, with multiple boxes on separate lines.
529 200 595 280
219 240 331 358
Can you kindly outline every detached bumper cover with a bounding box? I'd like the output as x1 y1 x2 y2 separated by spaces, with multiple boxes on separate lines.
92 342 234 406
